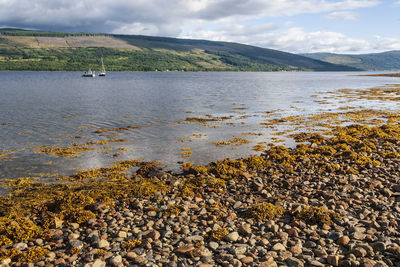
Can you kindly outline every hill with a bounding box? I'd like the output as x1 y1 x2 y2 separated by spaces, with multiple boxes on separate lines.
0 28 358 71
301 51 400 71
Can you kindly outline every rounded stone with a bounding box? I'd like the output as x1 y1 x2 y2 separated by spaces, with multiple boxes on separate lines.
337 235 350 246
225 232 240 242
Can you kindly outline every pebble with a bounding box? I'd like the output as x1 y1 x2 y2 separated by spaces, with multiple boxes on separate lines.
336 235 350 245
5 132 400 267
272 243 286 251
13 242 28 250
240 256 253 265
225 232 239 242
176 245 195 254
98 239 110 248
70 240 84 249
327 255 342 266
35 238 44 246
208 241 219 251
91 259 106 267
290 245 302 255
286 257 304 267
133 256 148 265
239 223 252 235
110 255 122 266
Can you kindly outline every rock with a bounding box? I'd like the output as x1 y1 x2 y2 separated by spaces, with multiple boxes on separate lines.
337 235 350 246
98 239 110 248
54 217 64 228
54 258 66 265
186 235 203 242
47 252 56 260
278 250 292 261
352 247 367 258
290 245 302 255
133 256 148 265
360 259 376 267
146 230 160 240
259 257 278 267
70 240 84 249
118 231 127 238
231 246 247 256
382 188 392 197
339 260 352 267
327 255 342 267
310 261 325 267
386 246 400 256
371 242 386 253
225 232 240 242
125 252 137 260
110 255 122 266
233 201 242 209
240 256 254 265
92 259 106 267
1 259 11 265
272 243 286 251
357 244 374 256
279 231 289 241
314 248 327 257
35 238 44 246
239 223 252 235
286 257 304 267
288 228 299 238
14 242 28 250
373 261 388 267
70 223 80 229
148 210 157 216
353 232 366 240
208 241 219 251
176 245 195 255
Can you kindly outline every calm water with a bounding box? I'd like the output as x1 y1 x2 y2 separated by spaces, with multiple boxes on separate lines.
0 71 399 180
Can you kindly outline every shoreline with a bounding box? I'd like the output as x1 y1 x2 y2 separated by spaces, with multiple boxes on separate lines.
356 73 400 77
1 119 400 266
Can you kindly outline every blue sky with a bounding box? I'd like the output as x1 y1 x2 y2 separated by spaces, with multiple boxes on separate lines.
0 0 399 54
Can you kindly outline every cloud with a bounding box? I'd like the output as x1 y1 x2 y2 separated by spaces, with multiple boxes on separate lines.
264 27 371 53
325 11 358 20
0 0 380 35
184 24 400 54
1 0 393 54
372 36 400 51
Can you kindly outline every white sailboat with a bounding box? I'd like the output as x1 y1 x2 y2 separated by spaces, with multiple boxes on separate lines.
82 68 95 77
99 57 106 76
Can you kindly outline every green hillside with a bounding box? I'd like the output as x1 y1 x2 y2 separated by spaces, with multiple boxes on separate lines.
0 28 359 71
301 51 400 71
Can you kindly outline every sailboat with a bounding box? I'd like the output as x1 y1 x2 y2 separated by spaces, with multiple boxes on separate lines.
99 57 106 76
82 68 95 77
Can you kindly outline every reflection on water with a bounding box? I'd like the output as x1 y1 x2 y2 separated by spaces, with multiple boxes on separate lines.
0 71 399 180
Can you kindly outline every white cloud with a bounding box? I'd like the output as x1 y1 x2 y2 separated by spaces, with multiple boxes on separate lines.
184 25 400 53
1 0 396 54
372 36 400 51
325 11 358 20
0 0 381 35
265 27 371 53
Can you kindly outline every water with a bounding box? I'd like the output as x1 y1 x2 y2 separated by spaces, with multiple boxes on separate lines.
0 71 399 180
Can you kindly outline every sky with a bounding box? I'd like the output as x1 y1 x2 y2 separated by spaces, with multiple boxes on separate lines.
0 0 399 54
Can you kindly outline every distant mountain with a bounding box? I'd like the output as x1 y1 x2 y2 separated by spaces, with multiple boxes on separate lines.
301 51 400 71
0 28 359 71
